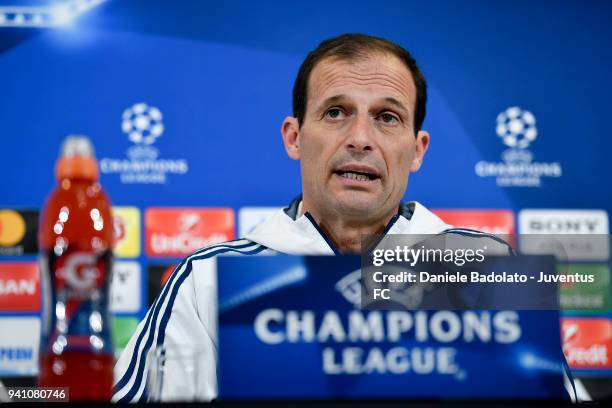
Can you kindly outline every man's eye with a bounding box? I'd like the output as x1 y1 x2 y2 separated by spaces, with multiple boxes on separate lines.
379 113 399 124
326 108 345 120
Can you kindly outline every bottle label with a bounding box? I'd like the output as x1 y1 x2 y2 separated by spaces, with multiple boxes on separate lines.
39 249 114 354
55 251 106 296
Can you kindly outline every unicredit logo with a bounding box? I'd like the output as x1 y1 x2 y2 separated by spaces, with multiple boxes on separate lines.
145 208 235 257
432 210 515 237
562 318 612 369
179 212 200 232
565 344 608 366
150 232 229 254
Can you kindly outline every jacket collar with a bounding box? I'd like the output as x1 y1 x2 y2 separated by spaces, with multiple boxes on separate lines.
283 195 414 222
244 195 451 255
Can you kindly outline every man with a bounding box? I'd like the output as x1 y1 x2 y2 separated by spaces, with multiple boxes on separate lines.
111 34 527 402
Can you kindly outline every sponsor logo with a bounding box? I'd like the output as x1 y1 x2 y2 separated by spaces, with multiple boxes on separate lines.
112 316 140 356
518 210 609 234
558 264 611 311
51 250 111 302
0 210 25 246
562 318 612 369
0 263 40 312
145 208 235 257
112 206 141 258
110 261 141 313
0 348 33 360
432 210 515 237
238 207 282 237
100 103 189 184
0 317 40 376
518 210 610 261
475 106 562 187
147 264 176 307
61 253 99 292
0 209 38 256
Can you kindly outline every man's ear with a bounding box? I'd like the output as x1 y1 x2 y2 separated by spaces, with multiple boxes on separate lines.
410 130 430 172
281 116 301 160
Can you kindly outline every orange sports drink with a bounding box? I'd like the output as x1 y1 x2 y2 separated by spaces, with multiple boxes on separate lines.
38 136 115 401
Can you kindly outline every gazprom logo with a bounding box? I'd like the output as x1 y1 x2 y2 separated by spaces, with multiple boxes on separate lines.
0 347 33 361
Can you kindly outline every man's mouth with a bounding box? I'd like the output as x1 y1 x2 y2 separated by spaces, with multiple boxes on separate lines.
332 164 381 182
334 170 379 181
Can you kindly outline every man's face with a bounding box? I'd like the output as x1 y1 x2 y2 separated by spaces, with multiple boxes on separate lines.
282 54 429 222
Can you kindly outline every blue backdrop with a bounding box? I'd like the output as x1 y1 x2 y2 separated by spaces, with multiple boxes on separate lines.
1 0 611 390
1 0 611 213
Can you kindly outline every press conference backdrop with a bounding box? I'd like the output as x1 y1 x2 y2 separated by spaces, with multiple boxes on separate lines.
0 0 611 399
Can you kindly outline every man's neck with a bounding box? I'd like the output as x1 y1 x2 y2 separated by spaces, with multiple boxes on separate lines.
300 203 397 253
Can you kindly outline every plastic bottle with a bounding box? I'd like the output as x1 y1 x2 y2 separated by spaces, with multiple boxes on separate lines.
38 136 114 401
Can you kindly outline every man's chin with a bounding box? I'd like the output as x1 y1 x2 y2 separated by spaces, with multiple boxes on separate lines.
331 196 384 220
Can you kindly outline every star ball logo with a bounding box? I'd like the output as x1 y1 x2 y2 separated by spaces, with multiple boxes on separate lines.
100 102 189 184
475 106 562 187
335 270 362 307
336 268 434 310
122 103 164 146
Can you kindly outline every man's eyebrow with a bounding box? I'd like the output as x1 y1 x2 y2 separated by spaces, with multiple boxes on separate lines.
316 94 411 116
319 94 348 108
381 97 410 115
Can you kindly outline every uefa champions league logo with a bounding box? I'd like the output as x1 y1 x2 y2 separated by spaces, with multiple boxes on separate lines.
99 102 188 184
496 106 537 150
335 270 362 307
122 103 164 146
336 269 431 309
122 103 164 161
475 106 561 187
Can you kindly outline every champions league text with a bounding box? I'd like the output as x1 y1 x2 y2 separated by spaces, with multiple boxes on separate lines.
253 309 521 376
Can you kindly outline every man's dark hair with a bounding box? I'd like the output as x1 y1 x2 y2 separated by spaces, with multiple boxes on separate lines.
293 33 428 135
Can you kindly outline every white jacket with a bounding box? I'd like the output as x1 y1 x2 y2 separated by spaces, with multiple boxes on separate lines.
112 199 543 402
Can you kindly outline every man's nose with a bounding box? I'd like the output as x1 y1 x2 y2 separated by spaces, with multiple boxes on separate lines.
345 113 374 153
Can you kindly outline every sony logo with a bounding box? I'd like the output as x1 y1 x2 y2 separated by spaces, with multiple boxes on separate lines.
528 219 601 233
519 210 609 234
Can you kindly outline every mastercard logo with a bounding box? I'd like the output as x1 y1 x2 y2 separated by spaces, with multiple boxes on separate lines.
0 210 26 246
